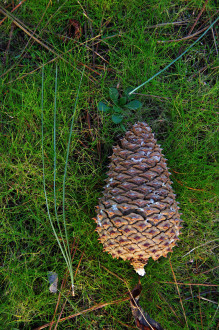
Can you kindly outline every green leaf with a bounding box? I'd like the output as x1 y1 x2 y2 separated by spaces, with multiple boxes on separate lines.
124 87 135 100
111 114 123 124
98 101 110 112
109 87 119 103
120 124 126 132
113 106 122 113
118 96 127 106
124 100 142 110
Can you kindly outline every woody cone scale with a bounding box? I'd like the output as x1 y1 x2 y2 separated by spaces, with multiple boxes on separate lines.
94 122 182 276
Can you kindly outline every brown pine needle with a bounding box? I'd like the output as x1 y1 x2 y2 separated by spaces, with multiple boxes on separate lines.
188 0 209 35
0 7 63 59
34 296 130 330
49 239 78 330
0 1 27 26
175 178 204 191
101 265 155 330
171 169 187 175
161 281 219 287
54 251 84 330
182 239 219 257
199 266 219 275
158 292 184 326
198 287 203 330
158 26 210 43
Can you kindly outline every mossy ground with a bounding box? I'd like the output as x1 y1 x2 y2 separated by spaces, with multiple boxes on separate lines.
0 0 218 329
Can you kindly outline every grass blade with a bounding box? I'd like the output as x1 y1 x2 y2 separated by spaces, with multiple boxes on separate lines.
62 66 85 294
53 65 72 272
41 67 71 275
129 16 219 95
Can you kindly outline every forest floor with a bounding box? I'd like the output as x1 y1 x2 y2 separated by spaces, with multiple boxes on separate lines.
0 0 218 329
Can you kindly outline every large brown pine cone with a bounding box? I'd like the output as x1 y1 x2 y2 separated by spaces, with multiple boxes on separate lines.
94 122 182 275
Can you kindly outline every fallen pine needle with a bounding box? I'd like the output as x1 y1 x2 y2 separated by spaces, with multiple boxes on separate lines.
161 282 219 287
34 296 130 330
175 178 204 191
182 239 219 258
169 260 189 329
0 0 27 26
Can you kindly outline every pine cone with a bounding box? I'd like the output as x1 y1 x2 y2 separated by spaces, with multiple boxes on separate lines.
94 122 182 275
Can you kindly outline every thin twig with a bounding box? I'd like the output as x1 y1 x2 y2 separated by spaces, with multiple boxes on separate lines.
1 0 73 82
4 52 96 85
169 260 189 329
178 5 216 56
189 65 208 79
2 30 104 84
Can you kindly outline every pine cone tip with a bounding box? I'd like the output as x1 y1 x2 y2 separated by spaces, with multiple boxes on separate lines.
135 267 146 276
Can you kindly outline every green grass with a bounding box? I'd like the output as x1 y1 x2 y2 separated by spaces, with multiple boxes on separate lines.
0 0 218 329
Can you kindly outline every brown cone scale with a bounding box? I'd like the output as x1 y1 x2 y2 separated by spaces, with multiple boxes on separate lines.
94 122 182 275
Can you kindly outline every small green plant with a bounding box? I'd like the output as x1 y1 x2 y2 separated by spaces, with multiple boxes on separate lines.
97 87 142 126
98 15 218 128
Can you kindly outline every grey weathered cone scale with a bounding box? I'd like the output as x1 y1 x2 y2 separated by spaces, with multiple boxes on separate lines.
94 122 182 276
